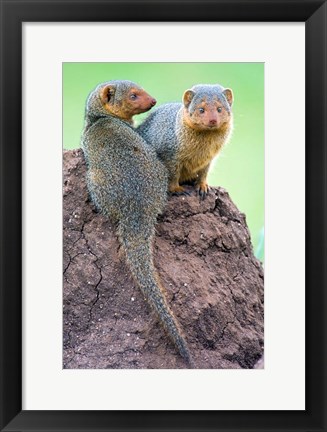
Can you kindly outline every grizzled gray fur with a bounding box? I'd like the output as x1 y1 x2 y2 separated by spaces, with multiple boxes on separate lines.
81 80 192 365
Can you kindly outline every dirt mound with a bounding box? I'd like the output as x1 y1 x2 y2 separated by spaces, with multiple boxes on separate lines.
63 149 264 369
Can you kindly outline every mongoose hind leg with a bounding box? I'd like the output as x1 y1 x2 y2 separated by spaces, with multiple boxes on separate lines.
169 184 191 196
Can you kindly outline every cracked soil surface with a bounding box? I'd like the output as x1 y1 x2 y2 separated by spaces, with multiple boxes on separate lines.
63 149 264 369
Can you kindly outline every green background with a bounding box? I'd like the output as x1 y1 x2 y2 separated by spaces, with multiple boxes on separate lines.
63 63 264 261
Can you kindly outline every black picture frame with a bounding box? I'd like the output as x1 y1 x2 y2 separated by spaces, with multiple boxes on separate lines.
0 1 326 431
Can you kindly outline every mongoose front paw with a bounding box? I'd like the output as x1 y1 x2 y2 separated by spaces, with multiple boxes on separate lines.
196 182 209 200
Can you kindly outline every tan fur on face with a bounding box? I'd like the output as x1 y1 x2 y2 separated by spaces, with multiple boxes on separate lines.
101 85 155 121
183 100 230 132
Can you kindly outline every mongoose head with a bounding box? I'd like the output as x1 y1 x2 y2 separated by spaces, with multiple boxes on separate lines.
182 84 233 131
87 80 157 121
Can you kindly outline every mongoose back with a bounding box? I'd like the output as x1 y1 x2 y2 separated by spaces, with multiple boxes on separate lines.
81 80 192 365
138 84 233 199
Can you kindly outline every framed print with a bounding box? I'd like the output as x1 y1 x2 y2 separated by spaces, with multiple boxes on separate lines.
62 60 265 372
0 0 326 431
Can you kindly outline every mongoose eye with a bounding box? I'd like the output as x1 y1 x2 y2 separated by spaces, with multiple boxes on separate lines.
217 107 222 113
130 94 137 100
199 108 205 114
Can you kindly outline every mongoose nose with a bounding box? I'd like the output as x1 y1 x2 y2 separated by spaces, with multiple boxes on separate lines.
209 119 217 125
151 98 157 106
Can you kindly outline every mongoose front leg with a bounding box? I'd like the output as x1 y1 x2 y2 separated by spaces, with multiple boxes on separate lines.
168 169 191 196
195 164 210 200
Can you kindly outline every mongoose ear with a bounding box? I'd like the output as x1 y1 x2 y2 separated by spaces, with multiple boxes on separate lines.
100 85 116 104
223 88 233 106
183 90 195 108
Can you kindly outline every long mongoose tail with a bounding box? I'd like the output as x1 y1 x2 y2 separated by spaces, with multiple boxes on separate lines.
117 222 193 367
